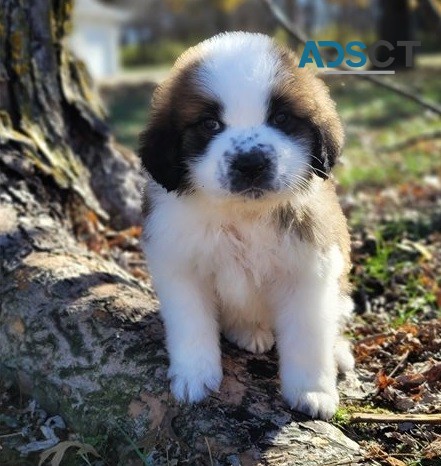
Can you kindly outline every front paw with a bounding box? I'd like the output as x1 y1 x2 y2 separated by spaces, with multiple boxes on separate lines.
168 359 223 403
223 325 275 354
282 386 339 420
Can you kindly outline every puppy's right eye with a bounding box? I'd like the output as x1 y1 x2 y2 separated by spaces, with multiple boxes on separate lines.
201 118 222 133
270 111 291 127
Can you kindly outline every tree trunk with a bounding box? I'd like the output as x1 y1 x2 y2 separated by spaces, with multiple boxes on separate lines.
0 0 143 229
418 0 441 44
376 0 414 69
0 0 361 463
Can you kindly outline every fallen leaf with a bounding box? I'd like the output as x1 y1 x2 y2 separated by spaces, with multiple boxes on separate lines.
423 363 441 383
354 333 391 361
409 241 433 261
38 441 100 466
385 457 406 466
394 373 426 391
364 442 387 459
396 324 418 336
422 437 441 459
8 317 25 336
107 226 142 247
376 370 395 391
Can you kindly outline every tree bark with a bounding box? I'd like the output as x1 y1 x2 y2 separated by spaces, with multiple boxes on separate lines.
0 0 361 463
0 181 361 463
0 0 143 229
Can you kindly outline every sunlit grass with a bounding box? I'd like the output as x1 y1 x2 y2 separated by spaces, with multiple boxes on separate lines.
330 69 441 191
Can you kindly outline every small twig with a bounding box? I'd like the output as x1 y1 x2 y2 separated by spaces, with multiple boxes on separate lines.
262 0 308 44
356 74 441 116
388 350 409 378
0 432 23 438
325 457 363 466
349 413 441 424
368 452 420 459
205 436 214 466
373 350 409 396
262 0 441 116
323 457 364 465
379 130 441 153
128 260 147 266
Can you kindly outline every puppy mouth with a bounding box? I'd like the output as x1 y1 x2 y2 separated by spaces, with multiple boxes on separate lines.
235 187 268 199
227 175 278 200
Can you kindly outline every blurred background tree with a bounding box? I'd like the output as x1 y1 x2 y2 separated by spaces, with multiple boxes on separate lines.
100 0 440 69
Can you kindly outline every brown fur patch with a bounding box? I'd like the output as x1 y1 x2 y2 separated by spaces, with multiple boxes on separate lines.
274 45 344 147
139 49 223 192
273 179 352 295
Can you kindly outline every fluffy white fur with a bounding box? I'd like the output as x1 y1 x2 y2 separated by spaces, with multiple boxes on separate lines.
143 185 354 419
141 32 354 420
196 33 279 127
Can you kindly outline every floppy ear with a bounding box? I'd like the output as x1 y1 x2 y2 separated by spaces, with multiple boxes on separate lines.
138 110 185 192
310 119 344 180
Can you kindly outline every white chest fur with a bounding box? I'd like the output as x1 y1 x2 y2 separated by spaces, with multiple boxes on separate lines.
208 220 293 312
144 190 316 316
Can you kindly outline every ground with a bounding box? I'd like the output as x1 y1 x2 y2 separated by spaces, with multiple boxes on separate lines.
1 63 440 465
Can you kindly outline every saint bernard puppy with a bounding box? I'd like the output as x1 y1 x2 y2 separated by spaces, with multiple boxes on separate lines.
139 32 354 420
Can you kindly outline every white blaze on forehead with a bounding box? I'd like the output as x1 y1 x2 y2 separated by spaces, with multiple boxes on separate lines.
196 32 280 128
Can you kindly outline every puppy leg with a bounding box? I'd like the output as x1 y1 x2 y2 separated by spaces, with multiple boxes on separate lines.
335 337 355 374
274 279 340 420
335 295 355 373
222 318 275 354
155 275 222 403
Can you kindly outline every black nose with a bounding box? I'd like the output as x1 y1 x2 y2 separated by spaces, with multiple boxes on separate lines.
231 151 271 178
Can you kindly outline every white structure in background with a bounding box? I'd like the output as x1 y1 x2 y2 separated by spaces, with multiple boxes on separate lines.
69 0 130 79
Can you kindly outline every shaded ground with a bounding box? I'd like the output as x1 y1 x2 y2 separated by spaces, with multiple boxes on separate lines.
1 67 440 465
337 180 441 466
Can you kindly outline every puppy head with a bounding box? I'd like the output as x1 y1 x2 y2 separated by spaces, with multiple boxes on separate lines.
139 32 344 200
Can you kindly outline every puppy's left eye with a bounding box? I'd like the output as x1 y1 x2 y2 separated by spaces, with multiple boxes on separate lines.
201 118 222 132
270 111 291 127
